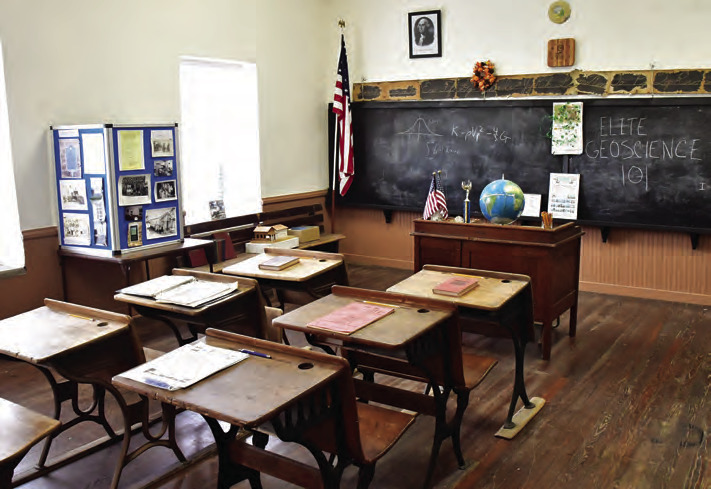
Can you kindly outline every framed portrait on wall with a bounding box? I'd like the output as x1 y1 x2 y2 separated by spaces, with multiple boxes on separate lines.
408 10 442 59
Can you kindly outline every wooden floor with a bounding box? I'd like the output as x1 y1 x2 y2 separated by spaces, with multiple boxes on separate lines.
1 264 709 489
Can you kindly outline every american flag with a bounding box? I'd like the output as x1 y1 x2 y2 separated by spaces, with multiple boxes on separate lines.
423 172 448 219
332 35 354 196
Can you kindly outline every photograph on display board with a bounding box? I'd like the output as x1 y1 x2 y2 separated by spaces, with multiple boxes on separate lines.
145 207 177 239
155 180 177 202
124 205 143 222
154 160 173 177
59 180 88 211
118 174 151 206
151 130 174 157
59 138 82 178
89 178 108 246
62 213 91 246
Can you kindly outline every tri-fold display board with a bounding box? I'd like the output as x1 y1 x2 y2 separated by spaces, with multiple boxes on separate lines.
338 98 711 235
51 123 183 255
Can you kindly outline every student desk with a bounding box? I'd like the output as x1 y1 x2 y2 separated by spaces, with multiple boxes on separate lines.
221 248 349 309
386 265 545 438
412 219 584 360
0 299 184 489
0 398 60 489
273 286 498 488
113 329 416 489
114 269 270 346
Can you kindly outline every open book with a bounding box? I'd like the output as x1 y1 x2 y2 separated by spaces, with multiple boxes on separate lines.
432 276 479 297
118 342 248 391
119 275 239 308
307 301 396 335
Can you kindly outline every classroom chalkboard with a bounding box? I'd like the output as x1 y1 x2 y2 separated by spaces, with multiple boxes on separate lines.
338 100 561 217
334 97 711 235
569 98 711 233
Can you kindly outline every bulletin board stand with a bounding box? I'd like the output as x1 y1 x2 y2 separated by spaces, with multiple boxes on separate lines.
50 123 184 256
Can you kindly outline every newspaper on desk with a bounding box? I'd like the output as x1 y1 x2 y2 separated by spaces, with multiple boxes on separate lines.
119 275 239 308
119 342 248 391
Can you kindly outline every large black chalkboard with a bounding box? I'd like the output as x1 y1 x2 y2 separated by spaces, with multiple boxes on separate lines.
334 97 711 235
338 100 561 217
569 98 711 233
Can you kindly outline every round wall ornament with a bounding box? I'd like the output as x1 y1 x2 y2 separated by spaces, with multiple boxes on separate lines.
548 1 571 24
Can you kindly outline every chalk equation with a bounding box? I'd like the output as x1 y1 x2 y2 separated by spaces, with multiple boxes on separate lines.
451 124 511 144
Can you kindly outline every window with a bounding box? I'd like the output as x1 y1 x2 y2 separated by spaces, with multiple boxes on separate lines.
0 41 24 276
179 57 261 225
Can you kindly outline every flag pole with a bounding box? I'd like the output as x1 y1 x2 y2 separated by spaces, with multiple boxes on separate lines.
331 19 346 234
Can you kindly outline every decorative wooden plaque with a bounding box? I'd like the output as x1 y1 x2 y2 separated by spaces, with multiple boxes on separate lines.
547 38 575 67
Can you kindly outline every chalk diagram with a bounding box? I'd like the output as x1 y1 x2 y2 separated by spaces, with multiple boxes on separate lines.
397 117 442 141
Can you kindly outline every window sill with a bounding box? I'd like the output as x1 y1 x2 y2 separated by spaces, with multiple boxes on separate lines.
0 265 26 280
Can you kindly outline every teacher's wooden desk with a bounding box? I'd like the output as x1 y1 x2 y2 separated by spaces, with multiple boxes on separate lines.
273 286 498 488
114 269 270 346
0 299 184 489
386 265 545 438
112 329 417 489
221 247 349 309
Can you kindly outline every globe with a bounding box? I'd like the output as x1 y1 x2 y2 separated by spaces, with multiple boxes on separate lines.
479 178 525 224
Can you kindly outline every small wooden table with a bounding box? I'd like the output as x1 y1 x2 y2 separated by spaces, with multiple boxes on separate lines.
0 398 60 488
221 248 349 309
273 286 497 488
387 265 545 438
114 269 269 346
0 299 185 488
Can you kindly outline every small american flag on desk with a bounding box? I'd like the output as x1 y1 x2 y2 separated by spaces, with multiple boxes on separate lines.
423 171 448 220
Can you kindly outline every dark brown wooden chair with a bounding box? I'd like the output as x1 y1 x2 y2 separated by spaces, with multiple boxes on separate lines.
0 397 60 489
204 330 417 489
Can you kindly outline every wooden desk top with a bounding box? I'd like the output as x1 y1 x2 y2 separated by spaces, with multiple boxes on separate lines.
0 397 60 463
386 265 530 311
113 269 258 317
273 286 454 349
222 248 343 283
0 299 131 364
112 329 347 428
58 238 214 264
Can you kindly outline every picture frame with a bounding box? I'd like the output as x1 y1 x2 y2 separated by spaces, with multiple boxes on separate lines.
408 10 442 59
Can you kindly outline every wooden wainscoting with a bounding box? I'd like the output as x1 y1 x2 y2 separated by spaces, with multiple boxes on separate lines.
0 227 63 319
333 207 711 304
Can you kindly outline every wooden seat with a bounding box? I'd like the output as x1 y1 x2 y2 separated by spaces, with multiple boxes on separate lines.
206 330 417 489
0 397 60 488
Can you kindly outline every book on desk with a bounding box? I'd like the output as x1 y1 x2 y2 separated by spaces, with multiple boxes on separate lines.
432 276 479 297
258 255 300 271
118 274 238 308
307 301 396 335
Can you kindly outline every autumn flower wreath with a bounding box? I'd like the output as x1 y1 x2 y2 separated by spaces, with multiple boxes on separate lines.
471 60 496 91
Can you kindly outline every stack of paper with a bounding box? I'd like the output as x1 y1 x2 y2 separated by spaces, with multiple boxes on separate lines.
119 342 248 391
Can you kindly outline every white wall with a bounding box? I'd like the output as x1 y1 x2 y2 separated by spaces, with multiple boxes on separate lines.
339 0 711 82
4 0 709 230
1 0 334 230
